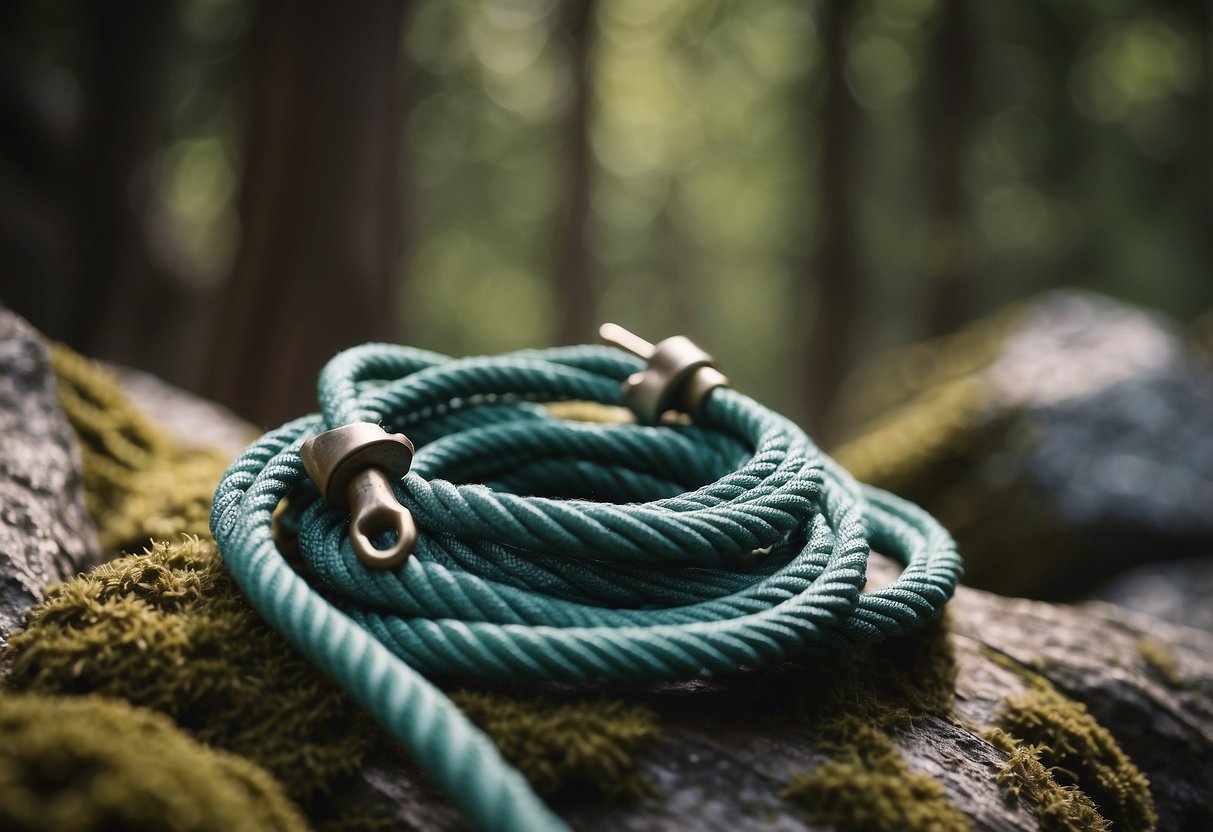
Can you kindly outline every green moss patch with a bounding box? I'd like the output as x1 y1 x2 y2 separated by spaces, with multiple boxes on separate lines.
779 616 970 830
784 717 970 832
984 726 1110 832
2 536 376 804
0 691 306 832
451 690 658 802
49 343 227 555
785 613 959 730
1136 638 1184 688
994 682 1156 832
1 533 666 815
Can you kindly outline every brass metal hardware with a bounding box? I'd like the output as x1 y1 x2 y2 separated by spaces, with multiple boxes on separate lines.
598 323 728 424
300 423 417 569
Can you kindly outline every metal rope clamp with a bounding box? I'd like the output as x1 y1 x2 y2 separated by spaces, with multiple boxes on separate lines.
599 323 729 424
300 423 417 569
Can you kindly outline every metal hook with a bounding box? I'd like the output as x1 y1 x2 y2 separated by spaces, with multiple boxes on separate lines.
300 423 417 570
598 323 656 360
347 468 417 569
598 323 728 424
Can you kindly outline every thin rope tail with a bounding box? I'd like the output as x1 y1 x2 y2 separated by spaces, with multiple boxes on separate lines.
211 343 962 831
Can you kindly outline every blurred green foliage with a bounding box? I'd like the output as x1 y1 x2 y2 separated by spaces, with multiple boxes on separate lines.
149 0 1209 423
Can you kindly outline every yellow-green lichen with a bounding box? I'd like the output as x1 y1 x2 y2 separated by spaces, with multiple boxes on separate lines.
983 726 1110 832
994 682 1156 832
780 616 971 831
791 613 958 730
0 691 307 832
49 342 230 554
1136 637 1184 688
783 717 971 832
451 690 659 802
25 347 666 813
978 649 1157 830
982 646 1044 678
1 535 376 804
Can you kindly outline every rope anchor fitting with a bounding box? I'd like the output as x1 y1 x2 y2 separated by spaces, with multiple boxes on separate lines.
598 323 729 424
300 423 417 569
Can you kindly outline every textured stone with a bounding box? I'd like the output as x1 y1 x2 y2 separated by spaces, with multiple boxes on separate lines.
1092 555 1213 634
318 556 1213 831
11 333 1211 831
835 291 1213 599
112 363 256 457
0 307 98 645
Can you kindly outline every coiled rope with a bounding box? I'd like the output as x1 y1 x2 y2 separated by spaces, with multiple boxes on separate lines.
211 343 962 831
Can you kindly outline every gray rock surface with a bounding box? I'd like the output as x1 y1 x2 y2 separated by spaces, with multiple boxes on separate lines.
323 555 1213 831
0 308 99 646
983 293 1213 552
949 588 1213 831
836 290 1213 599
1092 555 1213 634
5 316 1209 830
112 363 256 458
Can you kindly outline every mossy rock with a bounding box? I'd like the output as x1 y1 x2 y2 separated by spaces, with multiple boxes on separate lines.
7 345 666 821
5 335 1209 831
0 691 306 832
774 619 967 831
759 616 971 831
832 291 1213 599
783 720 970 832
1 535 377 804
49 343 228 554
995 683 1155 832
450 691 659 802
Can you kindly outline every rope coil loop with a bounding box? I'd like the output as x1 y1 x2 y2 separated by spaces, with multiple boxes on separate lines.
211 341 962 832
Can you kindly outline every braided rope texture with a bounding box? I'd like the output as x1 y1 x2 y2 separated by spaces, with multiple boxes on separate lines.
211 343 963 832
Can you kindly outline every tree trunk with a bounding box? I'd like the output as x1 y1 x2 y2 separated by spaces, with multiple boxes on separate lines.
205 0 406 427
0 0 204 390
801 0 859 440
553 0 597 347
923 0 973 337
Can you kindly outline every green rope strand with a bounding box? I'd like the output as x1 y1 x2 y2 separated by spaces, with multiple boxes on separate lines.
211 343 962 831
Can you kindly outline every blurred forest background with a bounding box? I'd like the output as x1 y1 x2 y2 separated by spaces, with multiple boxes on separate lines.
0 0 1209 433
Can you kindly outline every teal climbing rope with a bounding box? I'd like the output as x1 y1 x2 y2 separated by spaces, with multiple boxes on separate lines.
211 342 962 832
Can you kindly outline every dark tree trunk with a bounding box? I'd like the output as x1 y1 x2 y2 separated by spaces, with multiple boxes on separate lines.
923 0 973 337
70 0 179 351
553 0 597 347
802 0 858 440
0 8 77 335
1199 0 1213 310
0 0 203 389
205 0 406 427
